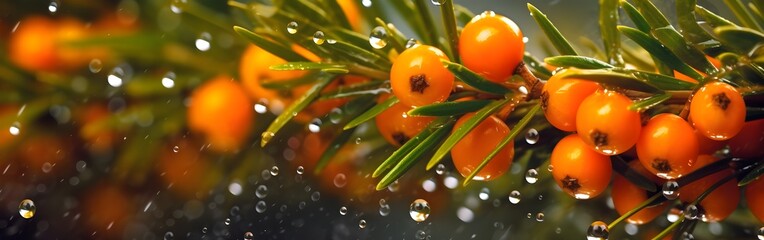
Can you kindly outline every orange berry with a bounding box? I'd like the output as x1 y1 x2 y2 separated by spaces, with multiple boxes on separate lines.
678 155 740 222
82 184 134 236
337 0 363 31
239 44 316 108
9 16 91 72
390 44 454 107
576 90 642 155
156 139 219 199
672 56 722 83
637 114 699 179
375 102 435 146
745 176 764 223
459 11 524 83
541 71 601 132
690 81 746 140
695 128 727 155
551 134 612 199
187 76 253 152
612 161 668 224
728 119 764 158
451 113 514 181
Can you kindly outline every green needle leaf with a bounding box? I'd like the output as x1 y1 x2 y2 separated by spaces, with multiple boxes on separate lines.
627 70 698 90
377 120 454 190
618 26 704 80
738 161 764 186
408 100 492 117
677 0 719 48
630 0 671 28
599 0 623 66
714 26 764 54
723 0 764 31
651 26 717 77
270 62 347 71
233 26 310 62
442 60 511 95
462 103 541 186
628 92 672 111
426 98 512 170
372 117 450 178
527 3 578 55
344 96 398 130
523 53 553 79
261 74 335 147
319 80 390 100
559 68 663 93
543 56 615 69
439 0 460 62
695 5 738 28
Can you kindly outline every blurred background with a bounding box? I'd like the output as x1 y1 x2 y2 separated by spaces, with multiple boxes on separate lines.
0 0 758 239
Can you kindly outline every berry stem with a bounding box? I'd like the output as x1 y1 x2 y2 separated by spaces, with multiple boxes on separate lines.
607 192 661 230
651 214 685 240
515 62 546 100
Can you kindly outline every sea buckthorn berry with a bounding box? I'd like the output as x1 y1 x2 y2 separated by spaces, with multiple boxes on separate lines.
745 176 764 223
637 114 699 179
10 16 92 72
576 90 642 155
550 134 612 199
728 119 764 158
187 76 253 152
459 11 524 83
689 81 746 140
695 128 727 155
673 55 721 83
541 70 601 132
239 44 317 109
375 102 435 146
451 113 514 181
678 155 740 222
612 161 668 224
391 44 454 107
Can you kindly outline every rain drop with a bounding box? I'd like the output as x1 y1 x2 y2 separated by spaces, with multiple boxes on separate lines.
195 32 211 51
201 227 208 234
662 181 679 200
586 221 609 240
525 128 539 144
525 169 539 184
369 26 388 49
162 71 176 89
107 67 125 87
757 227 764 240
358 219 367 229
9 122 20 136
313 31 326 45
172 145 179 153
479 188 490 200
536 212 545 222
405 38 419 48
224 218 231 226
379 204 391 216
255 185 268 198
508 190 521 204
286 21 298 34
339 206 348 215
422 178 437 192
308 118 322 133
361 0 372 7
416 230 427 239
333 173 347 188
244 232 254 240
684 204 700 220
270 166 279 176
296 166 304 175
409 199 431 222
89 59 102 73
311 191 321 201
435 164 446 175
18 199 35 219
430 0 445 6
48 1 59 13
255 201 267 213
164 231 174 240
329 108 343 124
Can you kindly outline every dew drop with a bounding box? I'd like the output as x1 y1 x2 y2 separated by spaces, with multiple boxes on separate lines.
361 0 372 7
525 169 539 184
378 204 391 216
358 219 367 229
270 166 279 176
48 0 59 13
308 118 322 133
625 223 638 236
18 199 35 219
329 108 343 124
224 218 231 226
296 166 304 175
107 67 125 87
422 178 437 192
479 188 490 200
162 71 176 89
254 100 268 114
416 230 427 239
333 173 347 188
535 212 545 222
667 205 682 222
757 227 764 240
201 227 208 234
195 32 211 51
339 206 348 215
508 190 521 204
684 204 700 220
255 185 268 198
662 181 679 200
369 26 388 49
586 221 609 240
310 191 321 201
409 199 431 222
547 164 554 172
435 164 446 175
255 201 267 213
430 0 445 6
313 31 326 45
443 174 458 189
172 145 179 153
286 21 298 34
164 231 174 240
405 38 419 48
9 122 20 136
89 59 103 73
387 180 400 192
525 128 539 144
244 231 254 240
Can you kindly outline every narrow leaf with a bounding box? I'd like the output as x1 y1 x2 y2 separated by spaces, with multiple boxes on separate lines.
443 60 511 95
439 0 460 62
527 3 578 55
319 80 390 100
523 53 553 79
618 26 704 80
714 26 764 54
372 118 444 178
628 70 698 90
696 5 738 28
677 0 718 48
261 74 335 146
408 100 492 116
651 27 717 76
630 0 671 28
738 161 764 186
559 68 663 93
723 0 764 31
322 40 393 69
463 103 541 186
377 120 454 190
426 98 511 170
628 93 672 111
620 0 651 33
233 26 309 62
344 96 398 130
599 0 623 66
270 62 347 71
544 56 615 69
259 73 320 90
412 0 440 47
